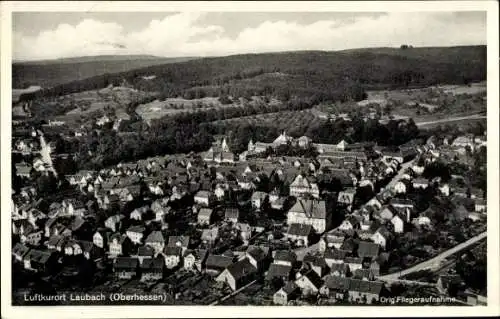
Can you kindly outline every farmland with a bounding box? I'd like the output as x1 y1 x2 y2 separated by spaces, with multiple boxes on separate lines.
135 96 282 122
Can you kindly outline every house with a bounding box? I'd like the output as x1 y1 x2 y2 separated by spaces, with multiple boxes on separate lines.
344 257 363 273
46 235 67 252
224 207 240 224
437 274 462 295
162 246 182 269
93 229 111 249
413 177 429 189
475 198 486 213
376 205 396 221
125 225 146 245
108 233 132 257
140 257 164 281
337 188 356 207
145 231 165 254
246 245 270 270
393 180 409 194
201 227 219 244
136 245 155 265
130 206 150 221
320 275 351 301
273 131 293 148
287 199 330 233
289 174 320 198
353 268 375 281
167 235 190 254
12 243 30 262
286 223 313 247
216 258 258 291
20 230 43 246
183 249 208 272
305 256 329 278
194 190 214 207
391 214 405 233
266 264 293 282
330 263 349 277
205 254 234 275
23 249 56 273
63 240 83 256
295 270 323 296
273 250 297 267
197 208 214 226
15 162 32 178
371 227 392 249
338 216 360 231
251 191 268 210
113 257 138 279
356 242 380 260
273 282 300 305
324 249 348 268
347 279 385 304
236 223 252 243
104 214 125 232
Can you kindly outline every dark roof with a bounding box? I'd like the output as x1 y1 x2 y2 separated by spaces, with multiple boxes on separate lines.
145 231 164 243
205 254 233 269
344 257 363 265
330 263 348 274
246 246 268 262
324 248 348 261
266 264 292 280
12 243 30 257
140 257 164 270
163 246 182 256
114 257 138 269
353 268 374 279
357 241 380 259
168 236 190 248
137 245 155 257
281 281 300 295
226 258 257 280
274 250 297 263
323 275 351 290
287 223 312 237
348 278 384 295
299 270 324 290
289 199 327 219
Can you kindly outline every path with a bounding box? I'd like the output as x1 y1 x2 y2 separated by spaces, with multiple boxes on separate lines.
378 231 487 281
416 114 486 127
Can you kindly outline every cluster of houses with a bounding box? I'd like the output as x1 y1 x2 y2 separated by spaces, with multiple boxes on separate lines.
11 125 487 305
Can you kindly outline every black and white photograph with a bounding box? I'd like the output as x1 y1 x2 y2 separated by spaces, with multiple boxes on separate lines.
1 1 499 318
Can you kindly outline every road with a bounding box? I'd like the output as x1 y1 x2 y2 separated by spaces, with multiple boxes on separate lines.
378 231 487 281
382 158 417 192
416 114 486 127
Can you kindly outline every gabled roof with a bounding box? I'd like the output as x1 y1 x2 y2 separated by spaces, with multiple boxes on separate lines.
287 223 312 237
266 264 292 280
168 236 190 248
161 244 181 256
274 250 297 263
289 199 327 219
140 257 164 270
114 256 138 269
324 248 347 261
224 258 258 281
357 241 380 259
137 245 155 257
298 270 323 290
145 231 164 243
281 281 300 295
205 254 233 269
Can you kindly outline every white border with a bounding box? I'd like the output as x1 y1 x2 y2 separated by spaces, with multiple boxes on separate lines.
1 1 499 318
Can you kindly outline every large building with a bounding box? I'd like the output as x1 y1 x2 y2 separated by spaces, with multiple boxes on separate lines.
287 199 331 233
203 137 235 163
289 174 320 199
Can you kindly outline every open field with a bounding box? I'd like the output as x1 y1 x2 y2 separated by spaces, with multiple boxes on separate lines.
135 96 281 121
211 109 321 134
55 86 155 120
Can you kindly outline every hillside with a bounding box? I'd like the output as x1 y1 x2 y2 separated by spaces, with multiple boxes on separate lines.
12 55 198 89
27 45 486 104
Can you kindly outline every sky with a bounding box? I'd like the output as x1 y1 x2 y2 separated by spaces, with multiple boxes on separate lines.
12 11 486 61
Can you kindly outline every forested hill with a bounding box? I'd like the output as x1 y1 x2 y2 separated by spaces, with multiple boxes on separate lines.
30 45 485 103
12 55 198 89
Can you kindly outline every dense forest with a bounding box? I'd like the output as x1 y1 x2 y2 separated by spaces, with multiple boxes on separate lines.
22 46 486 104
13 55 198 89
